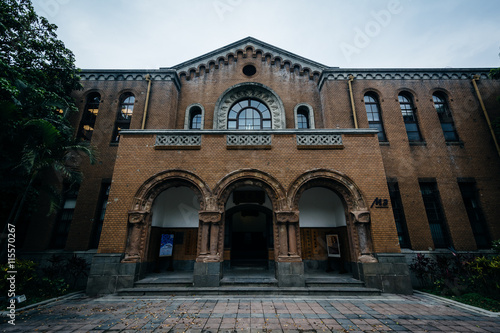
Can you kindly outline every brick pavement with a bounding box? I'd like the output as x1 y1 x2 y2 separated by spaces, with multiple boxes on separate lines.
1 293 499 332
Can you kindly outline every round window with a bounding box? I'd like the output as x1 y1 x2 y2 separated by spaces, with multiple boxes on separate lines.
242 64 257 77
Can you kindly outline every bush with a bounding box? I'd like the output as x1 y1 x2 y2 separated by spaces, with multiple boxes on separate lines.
409 251 500 302
0 255 89 309
0 259 69 308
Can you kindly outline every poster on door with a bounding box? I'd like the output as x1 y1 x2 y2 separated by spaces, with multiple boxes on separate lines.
159 234 174 257
326 234 341 258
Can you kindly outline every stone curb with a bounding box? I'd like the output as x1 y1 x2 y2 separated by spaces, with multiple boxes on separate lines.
0 291 84 316
414 290 499 317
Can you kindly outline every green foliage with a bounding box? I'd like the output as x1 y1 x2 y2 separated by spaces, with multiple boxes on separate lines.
0 256 90 309
492 239 500 253
449 293 500 312
410 250 500 304
0 259 69 308
0 0 95 241
490 68 500 80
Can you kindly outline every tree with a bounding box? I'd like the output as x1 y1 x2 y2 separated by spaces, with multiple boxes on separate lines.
0 0 94 252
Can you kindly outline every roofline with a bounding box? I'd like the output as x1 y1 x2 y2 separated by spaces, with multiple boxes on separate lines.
170 36 329 70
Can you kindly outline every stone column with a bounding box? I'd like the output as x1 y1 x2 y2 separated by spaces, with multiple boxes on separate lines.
196 211 222 262
194 211 223 287
122 211 149 263
350 210 377 263
275 211 304 287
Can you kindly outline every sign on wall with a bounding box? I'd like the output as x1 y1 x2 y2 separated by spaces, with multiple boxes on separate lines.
326 234 341 258
159 234 174 257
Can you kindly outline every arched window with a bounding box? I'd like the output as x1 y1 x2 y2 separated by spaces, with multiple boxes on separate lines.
189 107 202 129
77 92 100 141
364 93 386 141
112 92 135 143
398 93 422 142
297 107 309 129
433 93 458 142
227 98 271 130
293 104 315 129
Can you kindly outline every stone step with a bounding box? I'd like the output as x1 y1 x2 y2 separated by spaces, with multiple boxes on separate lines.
116 286 381 297
220 277 278 287
134 277 193 288
305 277 365 288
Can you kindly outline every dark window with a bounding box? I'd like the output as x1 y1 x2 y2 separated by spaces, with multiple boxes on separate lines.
433 93 458 142
90 183 110 249
419 182 451 249
242 64 257 76
112 93 135 142
77 92 100 141
364 93 386 141
459 182 490 249
51 185 79 249
399 93 422 142
388 181 411 248
297 106 310 129
228 98 271 130
189 107 202 129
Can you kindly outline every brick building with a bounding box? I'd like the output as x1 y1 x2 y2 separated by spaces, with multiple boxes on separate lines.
20 37 500 295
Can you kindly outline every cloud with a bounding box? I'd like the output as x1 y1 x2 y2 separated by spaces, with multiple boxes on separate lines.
32 0 500 69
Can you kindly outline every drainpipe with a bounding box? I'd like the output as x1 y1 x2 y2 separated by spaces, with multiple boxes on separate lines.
472 74 500 157
141 74 152 130
348 75 359 129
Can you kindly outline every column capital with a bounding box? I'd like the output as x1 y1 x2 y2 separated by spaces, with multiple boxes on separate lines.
350 210 370 224
275 211 299 223
128 210 148 224
199 211 222 223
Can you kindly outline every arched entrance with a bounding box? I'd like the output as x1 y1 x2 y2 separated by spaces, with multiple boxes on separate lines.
149 186 200 272
212 170 288 282
288 169 378 272
122 170 211 272
224 191 274 269
298 187 350 273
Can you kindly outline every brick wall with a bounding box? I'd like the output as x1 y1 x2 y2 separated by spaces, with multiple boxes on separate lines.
24 52 500 257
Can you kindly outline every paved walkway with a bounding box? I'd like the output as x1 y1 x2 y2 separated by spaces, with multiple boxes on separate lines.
1 293 499 332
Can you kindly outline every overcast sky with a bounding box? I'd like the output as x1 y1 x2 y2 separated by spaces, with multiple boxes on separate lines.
32 0 500 70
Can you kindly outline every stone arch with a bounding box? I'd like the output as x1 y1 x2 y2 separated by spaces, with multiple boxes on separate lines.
213 82 286 130
131 169 212 212
288 169 376 263
213 169 287 212
122 170 213 263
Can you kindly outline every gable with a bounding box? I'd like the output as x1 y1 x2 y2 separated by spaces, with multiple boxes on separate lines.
171 37 328 81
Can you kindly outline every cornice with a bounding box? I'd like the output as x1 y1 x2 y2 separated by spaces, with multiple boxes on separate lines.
120 128 379 135
318 68 492 90
79 69 181 91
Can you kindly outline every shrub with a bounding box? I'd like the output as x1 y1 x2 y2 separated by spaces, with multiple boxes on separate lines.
410 251 500 301
0 255 89 309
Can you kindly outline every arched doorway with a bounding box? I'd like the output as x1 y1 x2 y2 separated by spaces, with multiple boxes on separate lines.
289 169 378 278
148 186 200 272
224 188 274 269
212 170 288 282
298 187 350 273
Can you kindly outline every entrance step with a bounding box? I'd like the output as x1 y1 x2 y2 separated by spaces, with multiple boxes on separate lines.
220 276 278 287
305 276 365 288
117 270 381 296
134 273 193 288
116 285 381 297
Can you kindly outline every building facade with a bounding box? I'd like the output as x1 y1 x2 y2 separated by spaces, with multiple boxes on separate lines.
20 37 500 295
